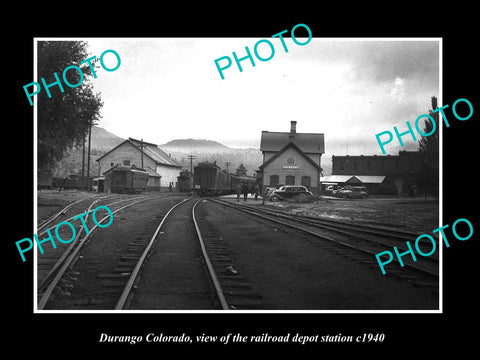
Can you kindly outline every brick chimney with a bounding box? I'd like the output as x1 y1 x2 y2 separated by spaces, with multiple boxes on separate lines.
289 120 297 140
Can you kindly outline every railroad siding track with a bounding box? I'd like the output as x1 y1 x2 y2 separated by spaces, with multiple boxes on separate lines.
193 200 263 310
234 200 439 246
37 193 438 311
118 198 214 310
39 195 234 311
208 198 438 292
37 194 171 310
37 194 154 289
120 199 262 310
200 199 438 309
93 212 167 309
37 195 115 289
37 193 104 231
271 214 440 275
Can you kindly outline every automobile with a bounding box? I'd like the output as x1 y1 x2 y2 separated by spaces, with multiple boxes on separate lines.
324 185 341 196
337 186 369 199
264 183 285 199
270 185 314 202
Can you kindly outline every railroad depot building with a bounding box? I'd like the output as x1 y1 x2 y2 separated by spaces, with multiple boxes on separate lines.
326 150 421 194
258 121 324 194
96 137 182 191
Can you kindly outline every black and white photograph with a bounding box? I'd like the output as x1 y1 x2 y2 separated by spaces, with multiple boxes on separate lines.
6 6 478 354
33 37 442 312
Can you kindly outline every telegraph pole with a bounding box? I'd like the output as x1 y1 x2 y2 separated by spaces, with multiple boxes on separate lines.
225 161 230 173
140 138 144 169
86 118 92 191
187 155 196 175
81 133 86 190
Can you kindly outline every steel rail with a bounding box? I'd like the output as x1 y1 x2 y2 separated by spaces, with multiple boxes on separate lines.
37 194 101 231
208 198 439 279
37 194 162 291
235 200 426 240
36 195 151 239
114 198 191 310
38 198 104 292
192 199 229 310
225 200 439 263
37 195 164 310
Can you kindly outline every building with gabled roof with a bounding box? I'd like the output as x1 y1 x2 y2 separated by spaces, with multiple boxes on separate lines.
96 137 182 190
258 121 324 194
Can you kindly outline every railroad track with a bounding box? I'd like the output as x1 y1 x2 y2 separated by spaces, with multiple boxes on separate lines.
115 198 224 310
118 198 262 310
191 200 264 310
37 194 164 310
37 193 104 231
37 193 125 288
38 195 257 311
114 197 226 310
38 193 437 311
208 198 439 286
232 200 435 243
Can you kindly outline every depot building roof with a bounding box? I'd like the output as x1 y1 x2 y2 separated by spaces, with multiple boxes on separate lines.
260 121 325 154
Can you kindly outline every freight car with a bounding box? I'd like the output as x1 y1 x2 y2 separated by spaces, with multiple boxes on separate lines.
104 165 149 194
193 161 256 196
230 174 257 193
177 170 194 192
52 174 93 190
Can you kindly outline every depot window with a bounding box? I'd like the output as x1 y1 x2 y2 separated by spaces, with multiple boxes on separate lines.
301 176 311 187
286 175 295 185
270 175 279 186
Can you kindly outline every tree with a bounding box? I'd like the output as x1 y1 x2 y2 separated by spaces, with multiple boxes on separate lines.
37 41 103 174
235 163 247 176
415 96 439 198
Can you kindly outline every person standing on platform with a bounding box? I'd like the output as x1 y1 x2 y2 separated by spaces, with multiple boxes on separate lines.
236 183 242 202
242 182 248 201
254 184 260 201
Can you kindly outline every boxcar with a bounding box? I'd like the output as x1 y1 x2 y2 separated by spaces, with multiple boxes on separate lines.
230 174 256 193
194 162 231 196
194 162 258 196
104 165 149 194
52 174 92 190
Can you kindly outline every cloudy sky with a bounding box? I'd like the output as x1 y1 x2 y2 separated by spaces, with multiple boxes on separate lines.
85 37 440 162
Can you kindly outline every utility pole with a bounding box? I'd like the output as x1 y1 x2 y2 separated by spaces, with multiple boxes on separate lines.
225 161 231 173
86 118 92 191
187 155 196 175
140 138 144 169
81 133 86 190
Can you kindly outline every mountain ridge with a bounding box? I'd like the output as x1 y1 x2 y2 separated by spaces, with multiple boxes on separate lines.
160 138 231 150
52 126 263 177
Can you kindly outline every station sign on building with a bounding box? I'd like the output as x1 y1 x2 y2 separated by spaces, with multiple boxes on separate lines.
258 121 324 194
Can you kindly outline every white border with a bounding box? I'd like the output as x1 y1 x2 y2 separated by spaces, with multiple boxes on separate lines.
33 37 442 314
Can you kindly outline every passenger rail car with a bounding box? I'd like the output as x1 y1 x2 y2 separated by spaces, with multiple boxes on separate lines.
104 165 149 194
194 162 256 196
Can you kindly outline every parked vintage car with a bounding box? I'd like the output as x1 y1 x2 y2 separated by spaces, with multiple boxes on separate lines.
324 184 341 196
264 183 285 199
270 185 314 202
337 186 369 199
